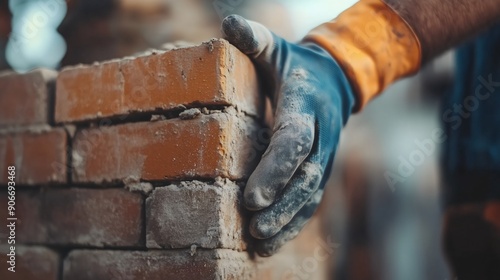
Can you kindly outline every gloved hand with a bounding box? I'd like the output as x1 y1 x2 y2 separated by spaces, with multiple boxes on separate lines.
222 15 356 256
222 0 421 257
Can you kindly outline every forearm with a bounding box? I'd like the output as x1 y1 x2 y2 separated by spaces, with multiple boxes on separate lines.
305 0 500 110
385 0 500 62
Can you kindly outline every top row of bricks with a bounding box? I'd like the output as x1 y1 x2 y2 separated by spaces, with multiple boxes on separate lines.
0 39 263 128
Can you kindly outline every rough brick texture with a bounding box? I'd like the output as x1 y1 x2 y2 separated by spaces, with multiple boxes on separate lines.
63 249 254 280
72 111 260 183
0 128 67 185
146 179 247 250
55 39 263 123
0 246 59 280
0 69 57 128
0 189 143 247
0 39 333 280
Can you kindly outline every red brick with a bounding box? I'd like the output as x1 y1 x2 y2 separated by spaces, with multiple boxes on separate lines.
0 128 67 185
55 39 263 123
62 249 255 280
43 188 144 247
0 246 59 280
0 69 57 127
0 188 143 247
72 112 260 183
146 179 247 250
0 191 47 243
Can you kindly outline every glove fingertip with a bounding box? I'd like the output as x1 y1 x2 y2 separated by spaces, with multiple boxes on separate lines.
255 241 279 257
250 223 274 240
244 187 273 211
222 14 258 54
250 215 282 240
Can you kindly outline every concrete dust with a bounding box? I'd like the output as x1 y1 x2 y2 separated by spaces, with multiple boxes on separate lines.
124 176 153 195
179 108 201 120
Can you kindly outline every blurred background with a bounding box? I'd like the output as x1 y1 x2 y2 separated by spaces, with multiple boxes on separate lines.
0 0 455 279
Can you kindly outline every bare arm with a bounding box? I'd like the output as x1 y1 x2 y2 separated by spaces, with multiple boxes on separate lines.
385 0 500 62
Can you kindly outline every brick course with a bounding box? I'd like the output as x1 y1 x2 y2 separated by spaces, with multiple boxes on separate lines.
0 188 143 247
71 111 260 183
55 39 263 123
63 249 254 280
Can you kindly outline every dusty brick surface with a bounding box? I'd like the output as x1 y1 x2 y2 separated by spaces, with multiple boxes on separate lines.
72 111 261 183
0 188 143 247
55 39 263 123
0 128 67 185
0 69 57 128
146 179 247 250
0 246 59 280
63 249 254 280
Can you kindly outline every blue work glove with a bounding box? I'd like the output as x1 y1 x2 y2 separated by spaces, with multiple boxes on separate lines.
222 15 356 256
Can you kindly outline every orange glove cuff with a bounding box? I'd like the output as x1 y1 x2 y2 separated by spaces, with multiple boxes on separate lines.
304 0 421 111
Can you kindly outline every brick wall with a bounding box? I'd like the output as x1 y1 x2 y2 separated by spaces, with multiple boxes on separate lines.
0 39 334 280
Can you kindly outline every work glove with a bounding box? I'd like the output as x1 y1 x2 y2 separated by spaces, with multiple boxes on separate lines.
222 15 354 257
222 0 421 257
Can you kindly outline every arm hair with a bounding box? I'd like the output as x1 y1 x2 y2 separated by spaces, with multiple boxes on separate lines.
385 0 500 62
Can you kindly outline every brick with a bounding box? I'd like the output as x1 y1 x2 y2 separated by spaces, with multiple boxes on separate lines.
0 191 46 243
146 179 247 250
0 246 59 280
72 111 261 183
55 39 263 123
43 188 144 247
62 249 255 280
0 188 143 247
0 69 57 128
0 128 67 185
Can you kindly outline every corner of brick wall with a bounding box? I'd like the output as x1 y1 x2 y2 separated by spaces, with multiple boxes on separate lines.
0 39 332 280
